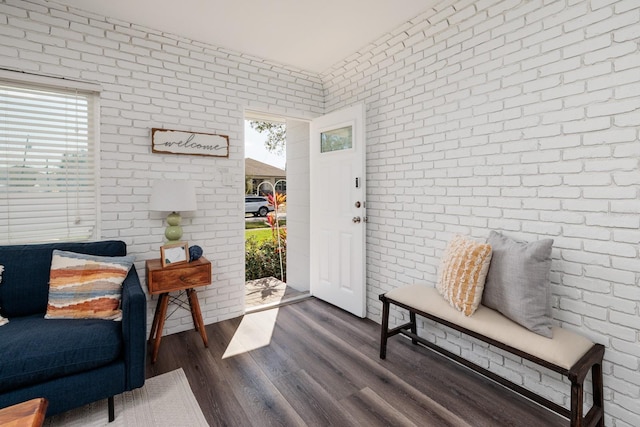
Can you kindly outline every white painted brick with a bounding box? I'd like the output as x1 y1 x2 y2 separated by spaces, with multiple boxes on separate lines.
585 317 637 342
563 33 611 58
614 111 640 127
563 89 611 110
610 311 640 331
613 172 640 185
563 117 611 134
587 8 640 38
0 44 18 57
585 41 637 65
614 21 640 42
526 0 565 23
588 68 640 91
614 52 640 73
542 3 588 28
8 1 640 425
564 6 613 32
503 44 540 64
491 16 524 38
522 49 563 70
615 0 639 11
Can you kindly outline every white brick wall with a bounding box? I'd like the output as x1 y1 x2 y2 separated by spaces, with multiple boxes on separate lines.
2 0 639 425
323 0 639 425
0 0 322 336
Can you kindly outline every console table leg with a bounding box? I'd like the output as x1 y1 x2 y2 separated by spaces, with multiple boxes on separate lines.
148 294 163 344
151 293 170 363
187 288 208 348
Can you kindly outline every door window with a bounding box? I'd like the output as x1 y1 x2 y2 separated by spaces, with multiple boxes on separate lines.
320 126 352 153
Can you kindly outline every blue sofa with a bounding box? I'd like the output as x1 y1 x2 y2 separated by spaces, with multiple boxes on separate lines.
0 240 146 421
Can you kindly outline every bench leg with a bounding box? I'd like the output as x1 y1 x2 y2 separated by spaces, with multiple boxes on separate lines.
593 362 604 427
409 311 418 345
570 379 584 427
380 296 390 359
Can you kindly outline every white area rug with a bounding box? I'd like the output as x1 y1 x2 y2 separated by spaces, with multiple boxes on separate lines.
45 368 209 427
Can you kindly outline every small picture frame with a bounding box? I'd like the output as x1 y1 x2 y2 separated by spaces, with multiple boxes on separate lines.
160 242 189 268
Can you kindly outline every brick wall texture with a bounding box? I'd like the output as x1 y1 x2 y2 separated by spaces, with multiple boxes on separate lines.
323 1 640 425
0 0 322 334
1 0 639 425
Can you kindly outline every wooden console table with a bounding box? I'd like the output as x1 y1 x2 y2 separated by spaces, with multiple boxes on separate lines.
146 257 211 363
0 398 47 427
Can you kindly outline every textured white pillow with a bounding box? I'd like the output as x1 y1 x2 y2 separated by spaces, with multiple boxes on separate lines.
0 265 7 326
436 235 493 316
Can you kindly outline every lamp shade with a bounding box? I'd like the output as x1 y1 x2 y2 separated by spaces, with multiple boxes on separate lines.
149 180 197 212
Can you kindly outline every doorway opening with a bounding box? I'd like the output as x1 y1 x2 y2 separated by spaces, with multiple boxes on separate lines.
243 115 309 312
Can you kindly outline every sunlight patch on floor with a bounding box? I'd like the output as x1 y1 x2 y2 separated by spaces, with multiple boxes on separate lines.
222 307 279 359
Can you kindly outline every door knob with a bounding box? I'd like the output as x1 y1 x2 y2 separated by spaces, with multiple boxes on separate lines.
352 216 361 223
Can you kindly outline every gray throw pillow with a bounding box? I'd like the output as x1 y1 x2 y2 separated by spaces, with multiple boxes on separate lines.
482 231 554 338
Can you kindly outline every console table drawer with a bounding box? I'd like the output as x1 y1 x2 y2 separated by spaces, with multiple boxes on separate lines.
146 257 211 294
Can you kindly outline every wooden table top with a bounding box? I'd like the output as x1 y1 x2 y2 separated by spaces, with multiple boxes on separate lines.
0 398 48 427
146 256 209 272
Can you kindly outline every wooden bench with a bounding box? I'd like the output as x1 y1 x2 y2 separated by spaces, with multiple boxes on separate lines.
379 284 605 427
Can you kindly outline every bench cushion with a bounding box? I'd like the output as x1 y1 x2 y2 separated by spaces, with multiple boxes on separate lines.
385 284 593 371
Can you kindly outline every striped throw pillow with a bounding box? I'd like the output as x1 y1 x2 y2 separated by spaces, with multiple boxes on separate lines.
436 235 493 316
45 250 134 321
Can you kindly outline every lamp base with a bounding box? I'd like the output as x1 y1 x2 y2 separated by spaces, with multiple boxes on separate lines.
165 212 183 241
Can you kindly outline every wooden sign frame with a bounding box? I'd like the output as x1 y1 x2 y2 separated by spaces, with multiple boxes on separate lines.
152 128 229 158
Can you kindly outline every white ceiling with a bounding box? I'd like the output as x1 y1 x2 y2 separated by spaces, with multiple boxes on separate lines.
53 0 435 74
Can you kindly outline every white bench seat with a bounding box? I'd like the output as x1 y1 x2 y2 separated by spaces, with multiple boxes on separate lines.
385 284 593 371
379 284 605 427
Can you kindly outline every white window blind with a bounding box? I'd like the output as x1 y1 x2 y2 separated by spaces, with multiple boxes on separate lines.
0 79 98 244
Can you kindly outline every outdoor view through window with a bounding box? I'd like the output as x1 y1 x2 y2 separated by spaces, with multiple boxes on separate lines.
0 81 97 244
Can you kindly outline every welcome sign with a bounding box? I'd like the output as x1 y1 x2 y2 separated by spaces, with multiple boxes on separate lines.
152 128 229 158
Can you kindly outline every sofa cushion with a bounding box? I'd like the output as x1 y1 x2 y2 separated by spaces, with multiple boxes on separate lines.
45 250 134 321
0 316 122 393
0 241 127 317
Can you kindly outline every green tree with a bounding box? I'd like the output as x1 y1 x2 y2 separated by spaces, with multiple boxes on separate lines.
249 121 285 155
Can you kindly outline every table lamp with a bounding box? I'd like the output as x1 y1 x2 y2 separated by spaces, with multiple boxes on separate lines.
149 180 197 241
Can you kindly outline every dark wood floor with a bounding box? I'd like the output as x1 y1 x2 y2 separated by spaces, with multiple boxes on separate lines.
145 298 566 427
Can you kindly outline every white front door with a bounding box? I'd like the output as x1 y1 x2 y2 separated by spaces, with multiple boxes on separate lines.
310 103 366 318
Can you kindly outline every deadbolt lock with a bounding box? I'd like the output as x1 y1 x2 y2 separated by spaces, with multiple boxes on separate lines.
355 201 361 208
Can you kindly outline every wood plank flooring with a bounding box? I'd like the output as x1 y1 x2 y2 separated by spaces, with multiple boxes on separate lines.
146 298 566 427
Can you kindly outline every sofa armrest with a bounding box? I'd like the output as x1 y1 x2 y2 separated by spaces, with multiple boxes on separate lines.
121 265 146 390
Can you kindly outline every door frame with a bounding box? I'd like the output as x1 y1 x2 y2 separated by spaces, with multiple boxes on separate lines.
243 109 313 312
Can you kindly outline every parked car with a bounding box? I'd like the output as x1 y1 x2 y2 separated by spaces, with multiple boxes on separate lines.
245 195 274 217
